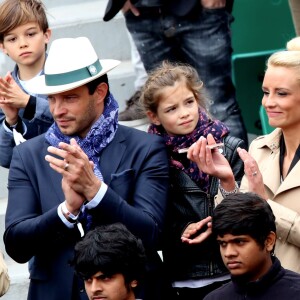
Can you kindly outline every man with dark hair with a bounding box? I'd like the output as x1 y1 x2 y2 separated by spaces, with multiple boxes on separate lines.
204 192 300 299
3 37 169 300
73 223 146 300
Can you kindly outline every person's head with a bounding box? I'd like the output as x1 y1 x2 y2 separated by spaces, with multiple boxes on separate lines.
141 61 209 136
0 0 51 65
27 37 120 138
73 223 146 300
262 37 300 131
212 192 276 281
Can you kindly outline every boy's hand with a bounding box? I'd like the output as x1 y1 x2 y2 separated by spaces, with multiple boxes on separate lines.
0 72 30 108
0 96 19 125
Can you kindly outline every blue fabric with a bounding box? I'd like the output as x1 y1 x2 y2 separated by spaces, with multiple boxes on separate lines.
125 7 248 144
78 205 93 232
45 93 119 180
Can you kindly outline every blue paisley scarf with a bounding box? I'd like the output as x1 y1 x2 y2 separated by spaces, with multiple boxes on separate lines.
148 109 229 192
46 92 119 180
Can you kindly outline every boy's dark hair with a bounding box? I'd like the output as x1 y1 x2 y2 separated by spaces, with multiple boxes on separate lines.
0 0 49 43
73 223 146 285
213 192 276 253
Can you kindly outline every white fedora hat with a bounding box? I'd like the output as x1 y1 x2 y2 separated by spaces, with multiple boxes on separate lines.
27 37 121 95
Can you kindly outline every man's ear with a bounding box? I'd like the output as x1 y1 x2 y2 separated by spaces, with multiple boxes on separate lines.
95 82 109 103
265 231 276 252
146 111 161 125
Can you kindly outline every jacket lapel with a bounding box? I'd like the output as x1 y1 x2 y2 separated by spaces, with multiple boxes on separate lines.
277 160 300 194
43 140 65 203
262 150 281 195
255 129 281 195
99 126 127 185
257 128 300 196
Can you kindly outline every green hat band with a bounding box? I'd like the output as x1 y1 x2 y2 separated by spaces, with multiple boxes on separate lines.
45 60 102 86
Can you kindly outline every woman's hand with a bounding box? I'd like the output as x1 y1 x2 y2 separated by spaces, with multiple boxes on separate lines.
237 147 268 199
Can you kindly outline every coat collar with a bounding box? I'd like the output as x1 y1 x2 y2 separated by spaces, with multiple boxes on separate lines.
254 129 281 194
255 128 281 152
254 128 300 194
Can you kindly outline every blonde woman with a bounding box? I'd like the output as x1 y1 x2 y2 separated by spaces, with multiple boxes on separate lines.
231 37 300 274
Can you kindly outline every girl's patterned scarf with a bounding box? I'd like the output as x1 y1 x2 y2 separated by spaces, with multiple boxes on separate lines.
45 92 119 180
148 109 229 192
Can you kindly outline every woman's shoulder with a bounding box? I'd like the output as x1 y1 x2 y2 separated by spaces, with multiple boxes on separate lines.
249 128 282 151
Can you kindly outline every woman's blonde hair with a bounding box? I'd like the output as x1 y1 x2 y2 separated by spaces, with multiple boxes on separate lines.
140 61 209 114
267 37 300 79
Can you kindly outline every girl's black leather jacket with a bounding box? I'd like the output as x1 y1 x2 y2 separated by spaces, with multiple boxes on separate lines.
162 135 246 281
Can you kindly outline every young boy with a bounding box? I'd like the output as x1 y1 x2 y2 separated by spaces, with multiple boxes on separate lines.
0 0 53 168
204 192 300 299
73 223 146 300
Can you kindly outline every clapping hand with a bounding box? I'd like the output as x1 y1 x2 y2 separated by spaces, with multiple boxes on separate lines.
45 138 101 205
237 147 268 200
0 72 30 109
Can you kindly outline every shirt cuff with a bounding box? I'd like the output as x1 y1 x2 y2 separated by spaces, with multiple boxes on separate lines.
85 182 108 209
3 118 27 135
57 203 76 229
57 182 107 228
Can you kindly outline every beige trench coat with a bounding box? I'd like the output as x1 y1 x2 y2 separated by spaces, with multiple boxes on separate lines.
241 128 300 273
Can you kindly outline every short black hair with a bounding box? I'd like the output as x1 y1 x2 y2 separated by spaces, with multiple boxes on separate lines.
73 223 146 285
212 192 276 252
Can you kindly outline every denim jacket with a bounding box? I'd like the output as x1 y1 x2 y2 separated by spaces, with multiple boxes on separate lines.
0 63 53 168
162 135 245 281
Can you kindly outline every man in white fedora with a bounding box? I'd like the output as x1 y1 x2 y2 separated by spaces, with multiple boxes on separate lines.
3 37 169 300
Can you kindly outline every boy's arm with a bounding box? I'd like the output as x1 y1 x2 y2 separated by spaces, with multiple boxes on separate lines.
0 74 52 168
3 73 52 123
0 110 16 168
23 94 53 123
